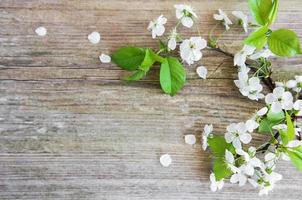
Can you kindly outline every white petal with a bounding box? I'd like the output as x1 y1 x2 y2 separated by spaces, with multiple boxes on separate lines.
238 174 247 186
168 38 177 50
225 149 234 164
294 100 302 111
204 124 213 135
230 174 239 184
160 154 172 167
243 45 256 55
184 134 196 145
264 152 276 162
273 87 285 98
99 54 111 63
225 132 235 143
265 93 275 104
248 178 259 188
88 32 101 44
196 66 208 79
287 140 302 148
239 133 252 144
271 102 283 113
232 137 242 149
245 119 259 132
286 80 297 88
35 26 47 36
181 17 194 28
210 183 217 192
257 107 268 116
213 14 224 21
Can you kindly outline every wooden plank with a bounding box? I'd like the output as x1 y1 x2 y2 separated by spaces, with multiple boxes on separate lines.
0 0 301 199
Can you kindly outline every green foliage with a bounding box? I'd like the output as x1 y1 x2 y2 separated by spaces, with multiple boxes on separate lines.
258 117 279 134
248 0 278 26
285 112 295 141
208 135 235 157
268 29 302 57
244 26 269 49
140 48 156 72
123 70 146 81
267 110 284 122
111 46 146 71
213 158 232 181
159 57 186 96
286 147 302 171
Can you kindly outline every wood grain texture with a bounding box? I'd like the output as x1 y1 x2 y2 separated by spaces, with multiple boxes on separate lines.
0 0 302 199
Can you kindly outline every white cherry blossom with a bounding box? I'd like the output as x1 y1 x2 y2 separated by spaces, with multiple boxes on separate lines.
265 87 294 113
147 15 167 39
210 173 224 192
264 152 278 169
232 11 248 32
230 167 248 186
174 4 197 28
234 73 264 100
225 122 252 149
180 37 207 65
259 171 282 196
214 9 233 30
294 100 302 111
234 45 256 68
202 124 213 151
245 119 259 133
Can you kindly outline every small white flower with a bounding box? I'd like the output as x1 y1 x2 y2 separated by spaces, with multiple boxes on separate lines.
210 173 224 192
257 107 268 116
99 54 111 63
180 37 207 65
250 49 275 60
35 26 47 36
88 32 101 44
196 66 208 79
230 166 248 186
185 134 196 145
160 154 172 167
236 148 263 176
265 87 294 113
232 11 248 32
167 28 178 50
202 124 213 151
259 171 282 196
234 73 264 100
264 152 277 169
214 9 233 30
147 15 167 39
225 122 252 149
234 45 256 68
174 4 197 28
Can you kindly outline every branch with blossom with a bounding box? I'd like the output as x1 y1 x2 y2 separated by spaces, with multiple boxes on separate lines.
109 0 302 196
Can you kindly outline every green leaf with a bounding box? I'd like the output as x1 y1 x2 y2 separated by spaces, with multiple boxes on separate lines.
248 0 274 26
286 147 302 171
244 26 269 49
258 118 278 134
267 110 284 122
159 57 186 96
208 135 235 157
213 158 232 181
112 46 146 71
123 70 146 81
139 48 156 72
268 0 279 25
268 29 302 57
286 112 295 141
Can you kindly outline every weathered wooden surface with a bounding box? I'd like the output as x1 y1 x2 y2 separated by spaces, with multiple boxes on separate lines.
0 0 302 199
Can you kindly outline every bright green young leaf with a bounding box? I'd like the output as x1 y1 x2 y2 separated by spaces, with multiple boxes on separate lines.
258 118 279 134
139 48 156 72
248 0 274 26
286 147 302 171
213 158 233 181
268 0 279 25
208 135 235 156
285 112 295 141
159 57 186 96
123 70 146 81
268 29 302 57
244 26 269 49
267 110 284 122
112 46 146 71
